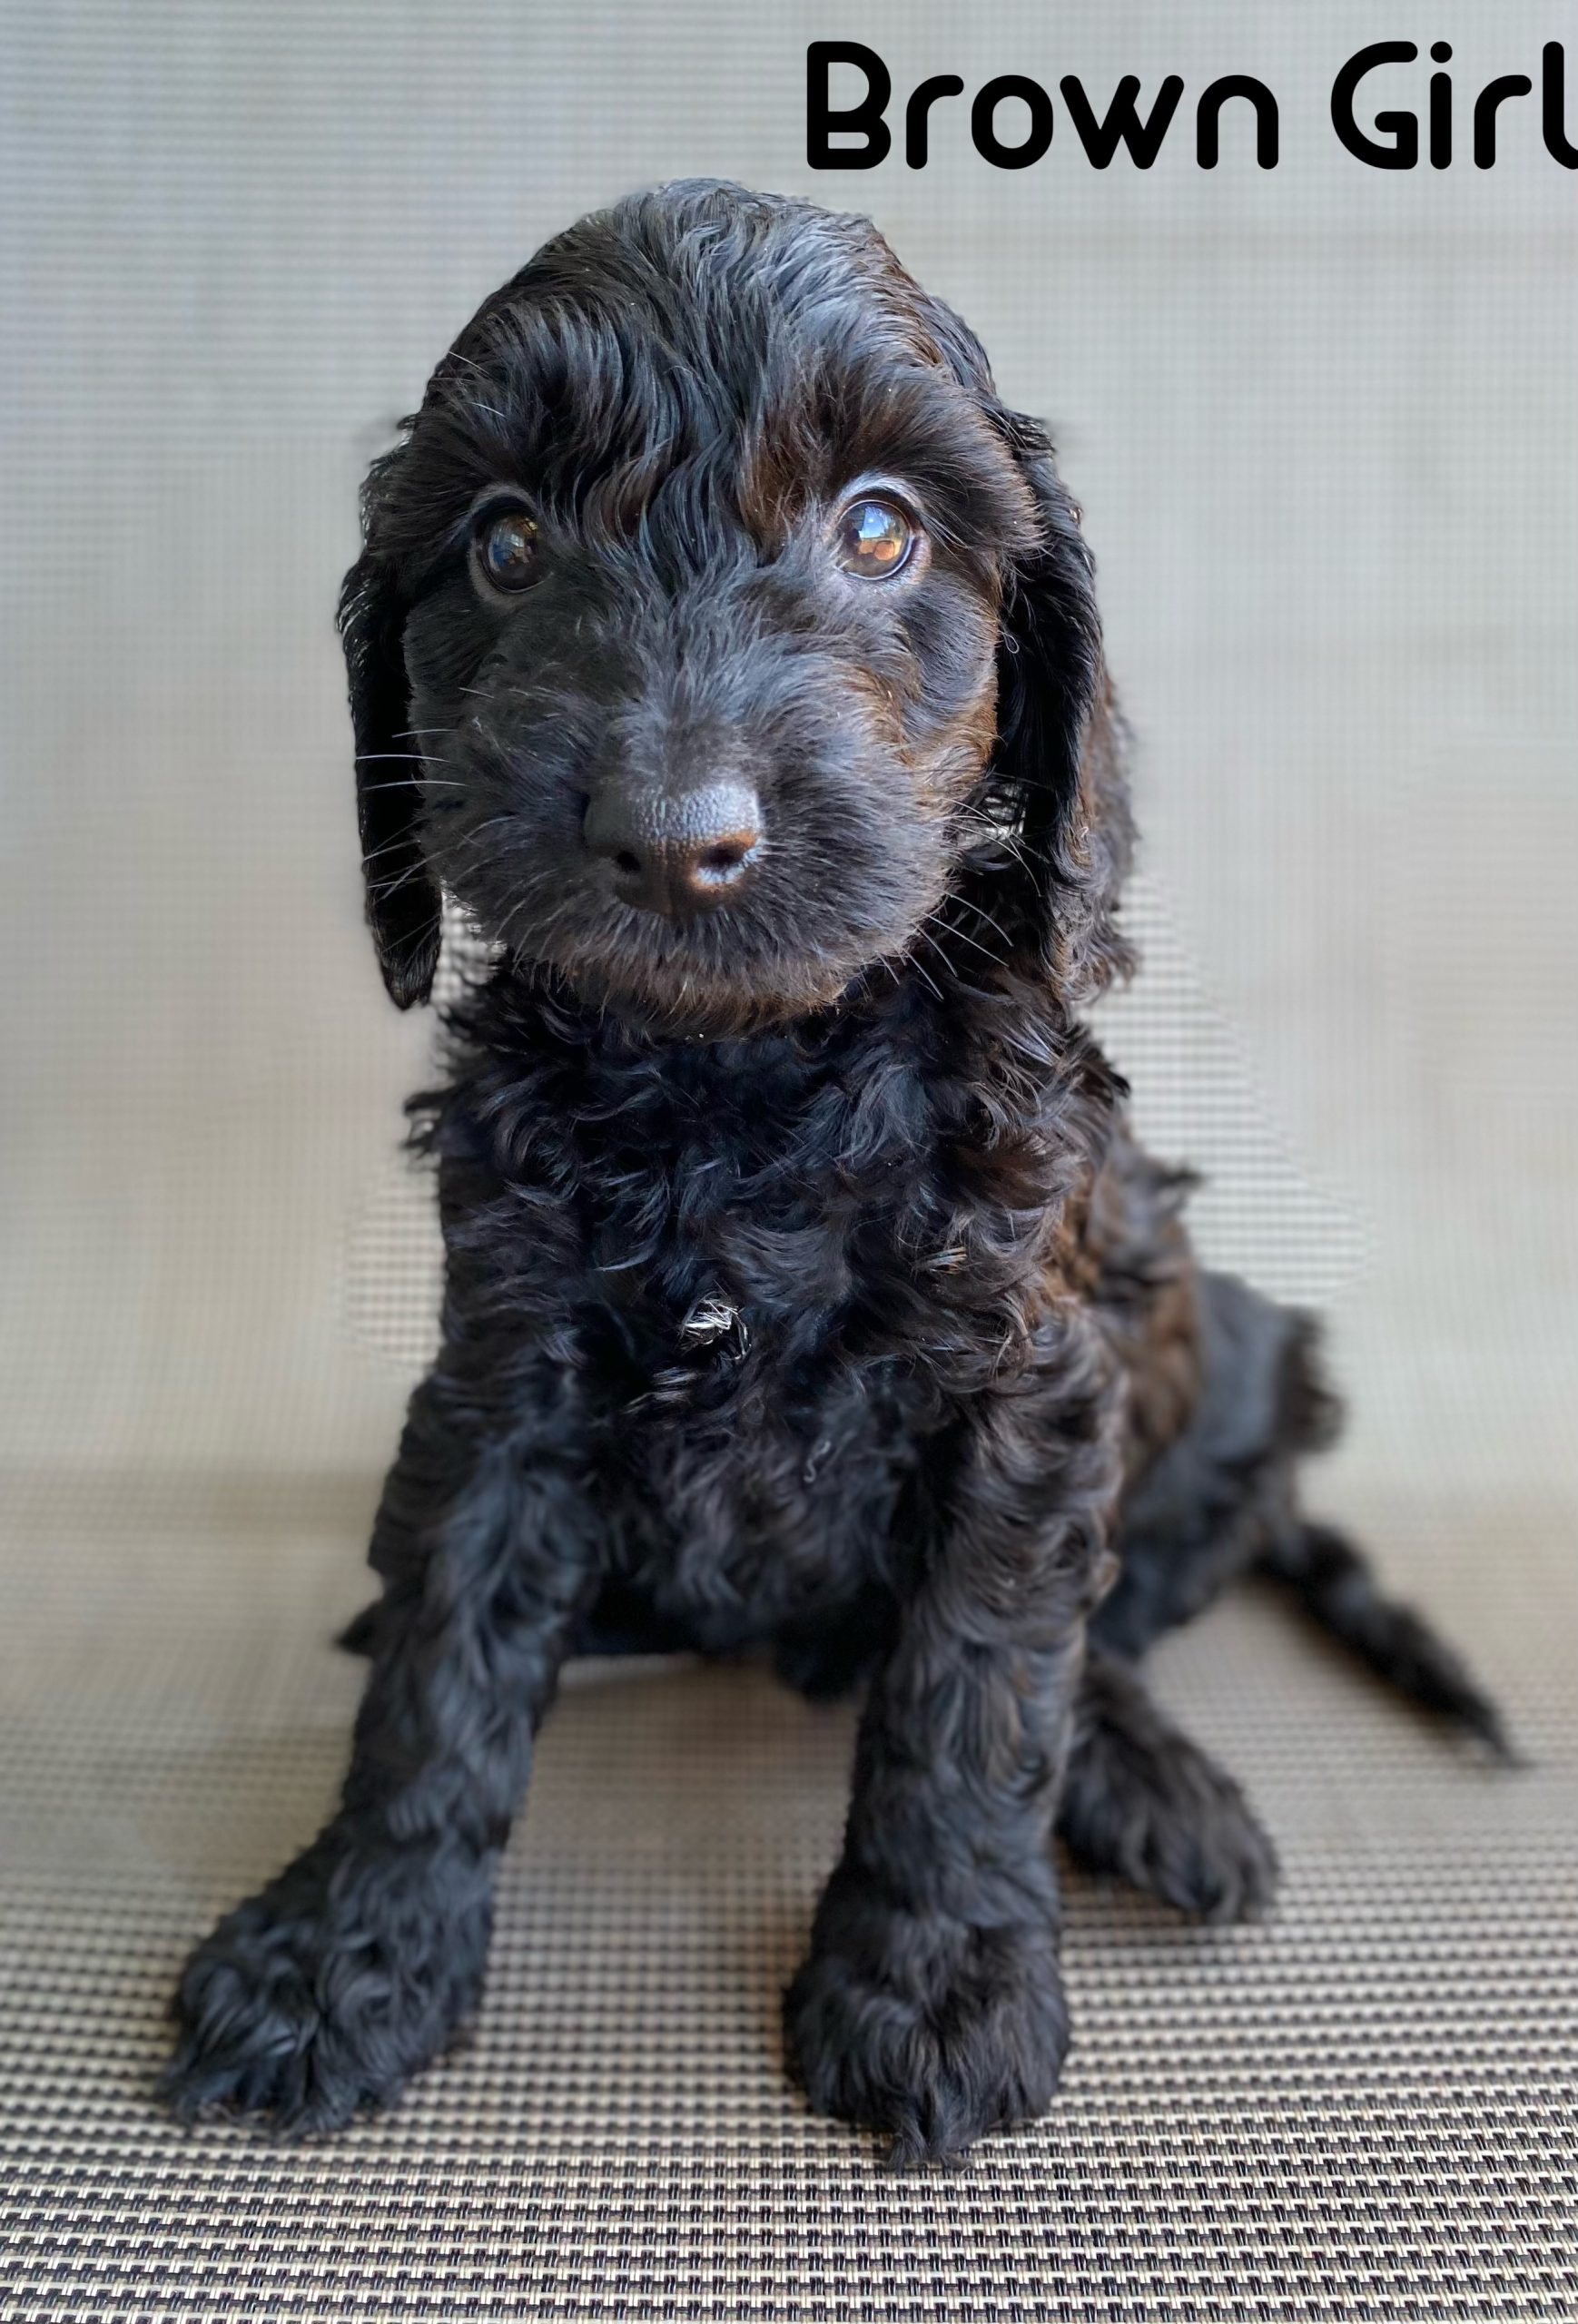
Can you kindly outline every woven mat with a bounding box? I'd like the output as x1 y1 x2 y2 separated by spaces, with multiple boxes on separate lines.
2 1467 1573 2322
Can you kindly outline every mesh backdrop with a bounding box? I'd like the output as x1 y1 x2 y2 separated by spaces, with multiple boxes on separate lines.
2 3 1574 2318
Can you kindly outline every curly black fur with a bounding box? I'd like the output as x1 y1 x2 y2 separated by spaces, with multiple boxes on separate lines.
162 182 1511 2162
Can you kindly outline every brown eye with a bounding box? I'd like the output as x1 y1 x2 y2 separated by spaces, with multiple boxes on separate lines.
834 497 915 580
476 507 539 592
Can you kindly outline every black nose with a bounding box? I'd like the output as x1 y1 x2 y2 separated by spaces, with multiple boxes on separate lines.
584 778 763 917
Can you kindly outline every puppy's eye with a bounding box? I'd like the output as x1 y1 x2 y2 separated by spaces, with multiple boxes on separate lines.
834 497 915 581
475 507 539 593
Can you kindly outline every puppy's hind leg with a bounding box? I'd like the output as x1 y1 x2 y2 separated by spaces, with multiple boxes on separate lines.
1057 1650 1279 1924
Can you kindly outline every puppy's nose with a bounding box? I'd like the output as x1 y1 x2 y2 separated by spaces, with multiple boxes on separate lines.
584 778 762 917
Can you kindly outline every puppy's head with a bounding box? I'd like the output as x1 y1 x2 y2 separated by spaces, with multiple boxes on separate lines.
342 181 1122 1029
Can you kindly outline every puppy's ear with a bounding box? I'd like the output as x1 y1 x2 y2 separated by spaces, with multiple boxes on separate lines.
913 288 1132 999
990 407 1135 1004
338 543 441 1009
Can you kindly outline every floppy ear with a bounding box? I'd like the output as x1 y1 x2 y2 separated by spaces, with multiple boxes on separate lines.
338 544 441 1009
989 406 1135 1006
910 281 1134 1000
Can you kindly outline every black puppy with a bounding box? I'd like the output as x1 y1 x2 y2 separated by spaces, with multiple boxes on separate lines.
163 182 1507 2161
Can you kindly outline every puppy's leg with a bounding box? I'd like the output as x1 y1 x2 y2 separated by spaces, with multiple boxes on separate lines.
785 1329 1118 2164
1057 1650 1278 1922
162 1371 597 2132
1105 1268 1514 1756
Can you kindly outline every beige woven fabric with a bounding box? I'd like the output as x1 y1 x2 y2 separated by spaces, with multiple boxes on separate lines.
3 1 1575 2314
3 1472 1573 2319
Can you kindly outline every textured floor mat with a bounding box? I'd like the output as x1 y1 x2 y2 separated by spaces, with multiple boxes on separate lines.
2 1474 1573 2321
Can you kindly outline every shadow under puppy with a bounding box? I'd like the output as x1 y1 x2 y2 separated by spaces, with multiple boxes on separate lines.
163 180 1510 2162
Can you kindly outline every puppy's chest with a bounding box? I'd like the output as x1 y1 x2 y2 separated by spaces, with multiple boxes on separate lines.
565 1132 926 1593
560 1086 966 1443
582 1139 875 1382
469 1022 1068 1408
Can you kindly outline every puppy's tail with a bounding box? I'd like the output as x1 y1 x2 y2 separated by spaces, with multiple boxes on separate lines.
335 1601 379 1656
1257 1521 1519 1761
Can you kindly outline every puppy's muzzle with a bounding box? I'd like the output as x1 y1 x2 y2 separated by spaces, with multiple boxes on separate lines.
585 775 762 918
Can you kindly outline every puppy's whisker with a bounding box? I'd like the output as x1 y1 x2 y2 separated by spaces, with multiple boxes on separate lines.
498 877 580 962
364 862 434 902
357 778 467 796
439 814 522 876
360 834 432 870
900 940 945 1007
927 914 1002 973
951 892 1016 950
916 921 981 991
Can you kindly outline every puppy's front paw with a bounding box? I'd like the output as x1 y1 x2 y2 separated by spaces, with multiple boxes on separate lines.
784 1868 1070 2163
160 1835 490 2134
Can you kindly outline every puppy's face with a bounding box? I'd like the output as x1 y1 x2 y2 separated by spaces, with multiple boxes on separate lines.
346 189 1097 1028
